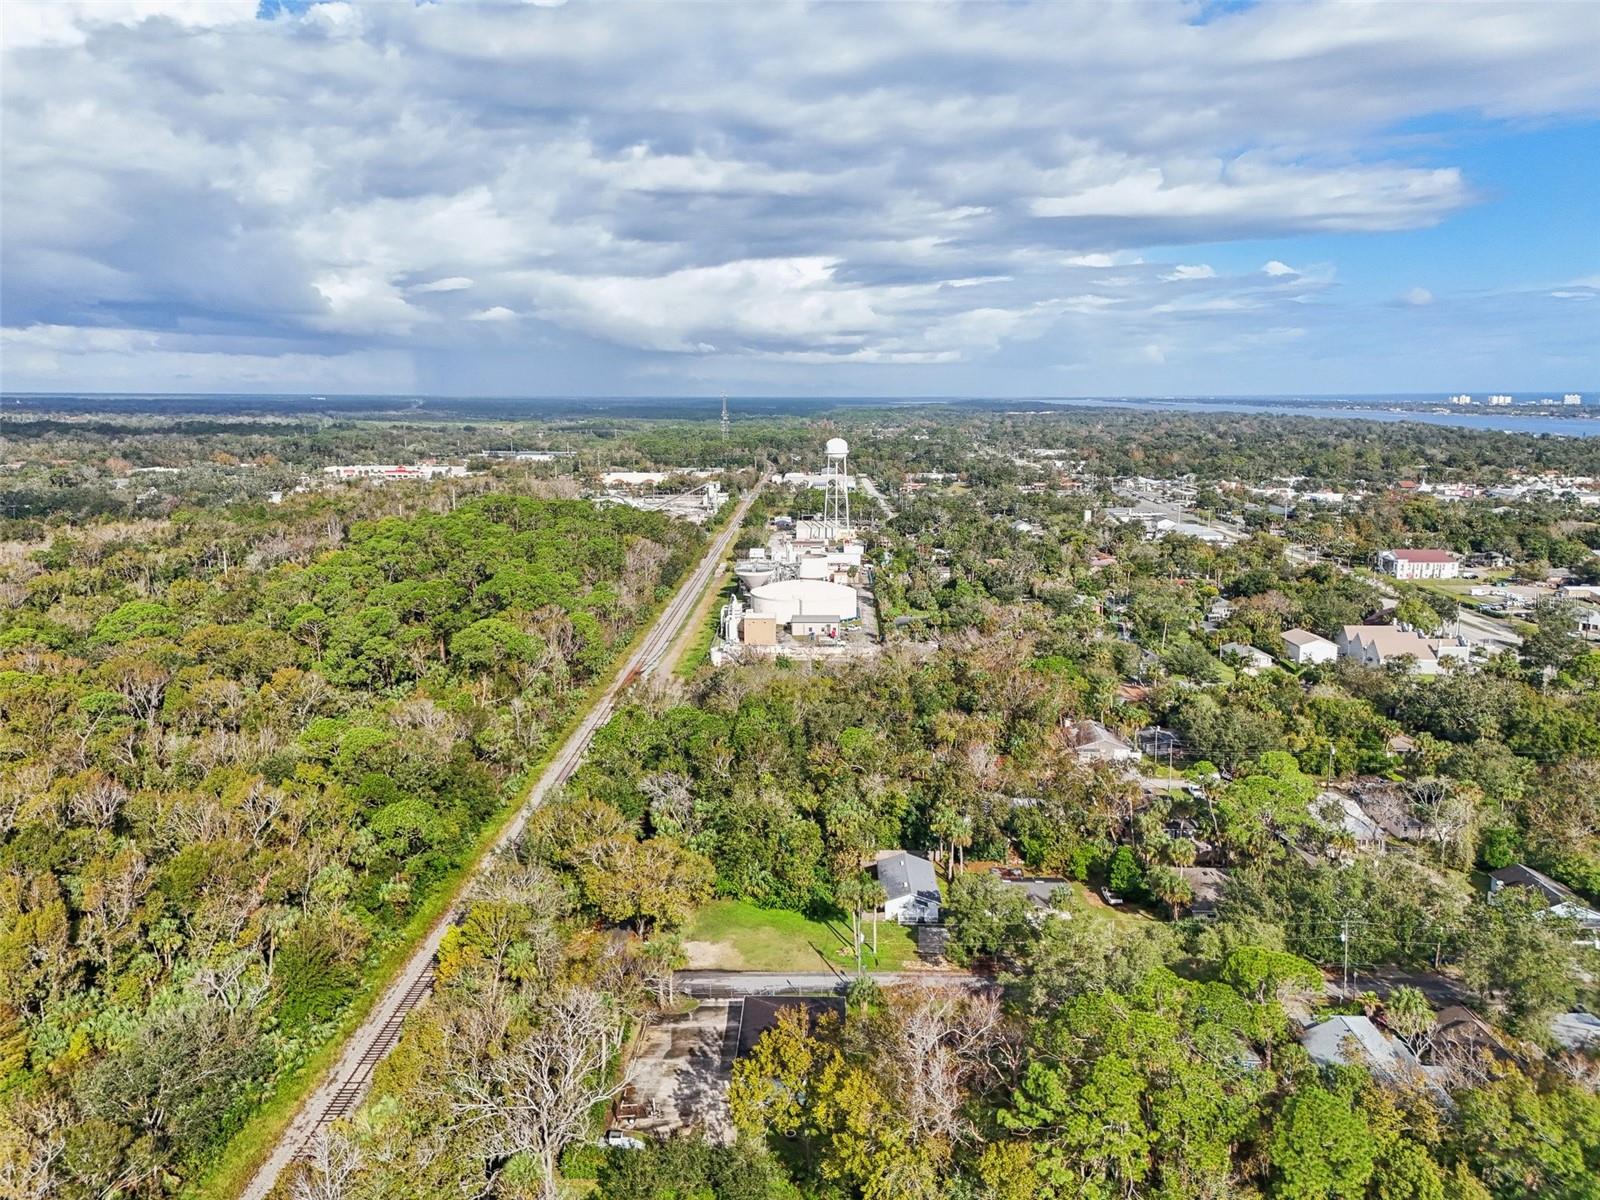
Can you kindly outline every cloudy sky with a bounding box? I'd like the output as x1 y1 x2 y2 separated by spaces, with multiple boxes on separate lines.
2 0 1597 397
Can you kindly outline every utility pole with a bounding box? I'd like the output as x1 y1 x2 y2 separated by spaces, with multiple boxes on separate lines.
1341 915 1351 996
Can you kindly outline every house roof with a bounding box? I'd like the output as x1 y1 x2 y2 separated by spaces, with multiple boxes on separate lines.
1176 867 1230 903
736 996 845 1058
1066 719 1135 753
1384 548 1457 563
1317 790 1386 844
1220 642 1272 662
1550 1011 1600 1052
1341 625 1437 662
1282 628 1334 647
1301 1015 1419 1077
1003 877 1072 911
876 851 939 905
1490 863 1577 907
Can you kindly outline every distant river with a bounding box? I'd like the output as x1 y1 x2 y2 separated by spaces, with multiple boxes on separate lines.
6 391 1598 436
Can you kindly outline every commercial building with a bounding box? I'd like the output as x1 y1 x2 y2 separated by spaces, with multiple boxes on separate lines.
1336 625 1470 675
747 578 859 625
1378 548 1460 580
322 463 467 481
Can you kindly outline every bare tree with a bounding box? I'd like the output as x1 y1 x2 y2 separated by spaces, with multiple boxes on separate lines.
67 772 128 830
875 986 1008 1149
293 1127 364 1200
449 987 631 1199
0 1094 71 1200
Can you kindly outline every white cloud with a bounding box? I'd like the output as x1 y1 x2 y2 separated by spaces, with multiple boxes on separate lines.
412 277 475 294
2 0 1596 391
1403 286 1435 306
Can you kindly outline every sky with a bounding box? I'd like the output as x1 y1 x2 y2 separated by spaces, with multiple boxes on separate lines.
1 0 1597 398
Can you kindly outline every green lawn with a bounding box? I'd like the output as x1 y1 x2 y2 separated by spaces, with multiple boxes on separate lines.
682 899 921 971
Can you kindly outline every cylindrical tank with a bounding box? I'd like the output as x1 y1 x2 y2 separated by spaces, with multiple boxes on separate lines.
735 561 778 591
798 555 831 580
826 437 849 457
748 579 859 624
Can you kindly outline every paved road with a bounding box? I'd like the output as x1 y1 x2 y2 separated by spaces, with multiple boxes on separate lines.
241 487 760 1200
856 474 897 522
676 969 986 997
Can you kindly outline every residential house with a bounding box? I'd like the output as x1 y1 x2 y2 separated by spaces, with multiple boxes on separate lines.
1300 1015 1422 1083
1488 864 1600 947
1316 790 1387 854
1348 778 1432 843
1175 867 1230 920
1282 628 1338 666
1378 548 1460 580
875 851 942 924
1576 604 1600 642
1061 718 1140 765
1219 642 1275 675
997 874 1073 921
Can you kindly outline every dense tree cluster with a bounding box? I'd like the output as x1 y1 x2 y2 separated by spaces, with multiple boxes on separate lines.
0 482 701 1194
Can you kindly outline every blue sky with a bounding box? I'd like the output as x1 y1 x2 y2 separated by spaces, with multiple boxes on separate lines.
2 0 1596 397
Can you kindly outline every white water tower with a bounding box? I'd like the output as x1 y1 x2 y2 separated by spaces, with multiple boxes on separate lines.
823 436 851 531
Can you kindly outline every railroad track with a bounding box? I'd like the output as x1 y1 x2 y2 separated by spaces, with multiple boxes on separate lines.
242 486 759 1198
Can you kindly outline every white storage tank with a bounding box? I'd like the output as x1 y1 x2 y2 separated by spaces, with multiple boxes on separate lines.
735 561 778 591
748 578 858 624
798 555 832 580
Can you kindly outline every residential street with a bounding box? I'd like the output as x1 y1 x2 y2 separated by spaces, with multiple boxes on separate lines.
676 969 986 997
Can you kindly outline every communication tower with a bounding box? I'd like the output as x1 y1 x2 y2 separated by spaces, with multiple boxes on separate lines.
720 394 730 442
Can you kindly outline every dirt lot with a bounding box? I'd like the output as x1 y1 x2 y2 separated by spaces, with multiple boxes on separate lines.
624 1000 738 1143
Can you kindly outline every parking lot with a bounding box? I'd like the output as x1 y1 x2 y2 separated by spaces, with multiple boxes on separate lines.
623 1000 738 1143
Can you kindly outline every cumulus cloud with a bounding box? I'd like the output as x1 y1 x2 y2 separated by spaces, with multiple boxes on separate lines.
1403 287 1435 306
1 0 1597 392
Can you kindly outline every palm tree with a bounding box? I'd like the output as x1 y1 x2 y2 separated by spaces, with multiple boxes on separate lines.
860 875 887 960
1145 865 1193 918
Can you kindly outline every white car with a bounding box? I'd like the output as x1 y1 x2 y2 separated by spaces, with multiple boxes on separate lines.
603 1130 646 1151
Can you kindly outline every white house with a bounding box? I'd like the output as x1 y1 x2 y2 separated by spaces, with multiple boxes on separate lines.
875 852 941 924
1219 642 1274 675
1281 628 1338 666
1378 548 1460 580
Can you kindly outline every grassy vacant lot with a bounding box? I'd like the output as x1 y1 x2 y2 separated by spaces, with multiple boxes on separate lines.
682 899 921 971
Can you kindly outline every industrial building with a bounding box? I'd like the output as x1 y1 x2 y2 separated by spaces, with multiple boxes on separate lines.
712 436 880 662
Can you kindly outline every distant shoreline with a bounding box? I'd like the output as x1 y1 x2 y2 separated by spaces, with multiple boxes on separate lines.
1 390 1595 437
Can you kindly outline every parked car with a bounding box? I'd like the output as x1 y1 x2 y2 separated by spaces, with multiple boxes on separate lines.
604 1130 646 1150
